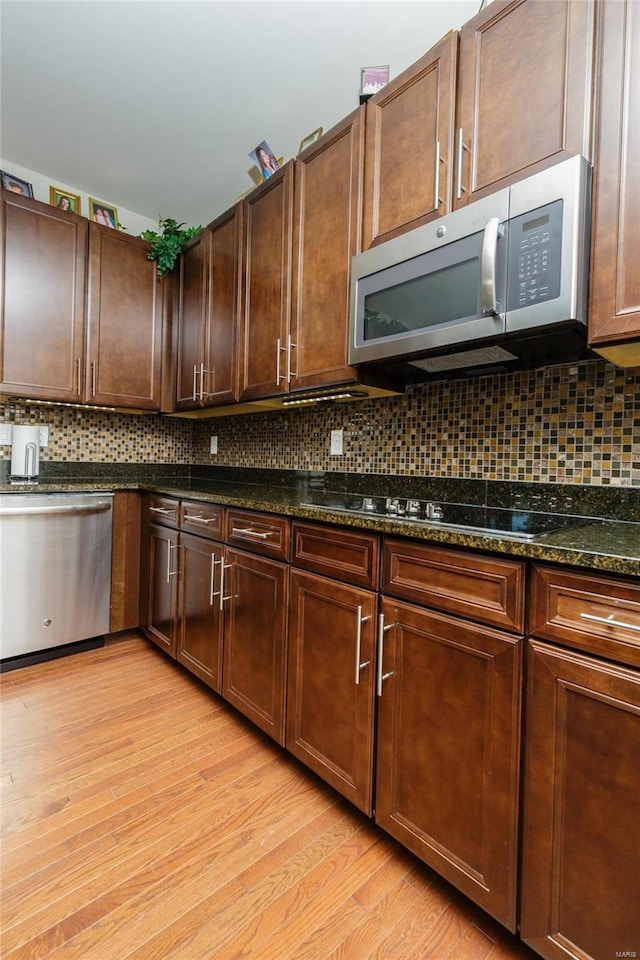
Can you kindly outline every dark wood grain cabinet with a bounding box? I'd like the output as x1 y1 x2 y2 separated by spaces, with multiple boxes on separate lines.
589 0 640 365
287 522 379 814
1 191 87 402
146 520 180 657
0 190 166 409
175 204 242 410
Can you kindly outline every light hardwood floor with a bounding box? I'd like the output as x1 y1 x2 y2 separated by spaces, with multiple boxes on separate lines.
1 634 539 960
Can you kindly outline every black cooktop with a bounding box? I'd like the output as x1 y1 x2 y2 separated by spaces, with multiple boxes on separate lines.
300 493 598 541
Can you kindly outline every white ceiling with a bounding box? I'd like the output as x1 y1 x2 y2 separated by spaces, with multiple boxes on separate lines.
1 0 481 231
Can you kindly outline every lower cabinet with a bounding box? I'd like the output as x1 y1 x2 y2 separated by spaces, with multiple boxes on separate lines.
375 597 522 931
176 531 224 692
147 520 179 657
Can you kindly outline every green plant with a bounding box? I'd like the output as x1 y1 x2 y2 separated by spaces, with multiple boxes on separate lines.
140 217 202 277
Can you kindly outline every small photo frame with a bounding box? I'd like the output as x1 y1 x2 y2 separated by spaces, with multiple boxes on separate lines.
249 140 280 180
50 186 81 215
298 127 324 155
1 171 34 197
360 65 390 98
89 198 118 229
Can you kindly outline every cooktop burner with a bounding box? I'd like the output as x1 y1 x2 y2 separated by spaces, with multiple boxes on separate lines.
300 493 598 541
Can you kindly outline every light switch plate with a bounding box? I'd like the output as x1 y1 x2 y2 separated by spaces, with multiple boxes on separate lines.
0 425 12 445
210 435 218 454
39 426 49 446
330 429 343 456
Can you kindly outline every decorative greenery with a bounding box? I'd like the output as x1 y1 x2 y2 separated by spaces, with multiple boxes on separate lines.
140 217 202 277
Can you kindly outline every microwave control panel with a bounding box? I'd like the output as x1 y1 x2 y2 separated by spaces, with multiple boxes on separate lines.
506 199 562 311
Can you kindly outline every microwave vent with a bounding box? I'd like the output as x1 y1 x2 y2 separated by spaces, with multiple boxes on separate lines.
410 345 518 374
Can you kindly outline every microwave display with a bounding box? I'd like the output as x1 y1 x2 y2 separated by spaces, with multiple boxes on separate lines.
506 199 563 311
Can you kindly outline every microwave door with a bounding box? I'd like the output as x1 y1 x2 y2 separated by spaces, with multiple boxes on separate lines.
351 224 507 365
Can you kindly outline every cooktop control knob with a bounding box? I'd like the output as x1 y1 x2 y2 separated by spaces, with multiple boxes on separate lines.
407 499 421 516
385 498 399 514
362 497 376 512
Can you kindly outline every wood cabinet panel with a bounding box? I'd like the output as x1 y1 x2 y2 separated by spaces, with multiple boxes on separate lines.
179 499 225 541
287 570 377 813
292 521 378 590
87 225 164 409
529 563 640 667
290 110 363 390
375 598 522 930
382 538 525 633
176 230 208 409
222 548 288 744
363 33 457 247
177 532 224 692
205 203 242 405
226 509 290 561
1 190 87 401
110 491 141 633
455 0 594 207
239 164 293 400
520 639 640 959
589 0 640 361
147 522 179 657
147 494 180 528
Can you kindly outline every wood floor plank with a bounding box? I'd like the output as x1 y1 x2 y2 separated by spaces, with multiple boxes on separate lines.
0 635 540 960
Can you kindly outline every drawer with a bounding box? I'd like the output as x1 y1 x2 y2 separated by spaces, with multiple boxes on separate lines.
292 521 379 589
226 509 290 561
147 494 179 528
382 538 525 634
529 564 640 668
180 499 224 541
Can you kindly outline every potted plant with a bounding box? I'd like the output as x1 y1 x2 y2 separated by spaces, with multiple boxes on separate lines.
140 216 202 277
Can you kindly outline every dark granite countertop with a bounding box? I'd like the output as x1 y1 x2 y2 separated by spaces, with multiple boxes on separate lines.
2 469 639 577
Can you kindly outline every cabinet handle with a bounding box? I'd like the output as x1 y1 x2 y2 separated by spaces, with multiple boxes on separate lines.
75 358 81 396
220 562 233 610
376 613 395 697
276 338 287 384
354 606 371 685
287 334 296 383
480 217 502 317
183 513 216 524
201 364 216 399
166 541 178 583
456 127 469 201
91 360 96 397
230 526 270 539
210 556 222 605
150 505 176 516
192 364 199 402
580 612 640 634
434 140 442 210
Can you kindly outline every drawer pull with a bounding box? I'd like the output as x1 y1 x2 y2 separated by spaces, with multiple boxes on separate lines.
580 612 640 634
376 614 395 697
354 607 371 685
210 556 222 605
183 513 217 524
231 526 270 540
150 506 176 516
166 542 178 583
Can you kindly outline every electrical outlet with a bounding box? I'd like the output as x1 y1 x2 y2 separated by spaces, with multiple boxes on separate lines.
210 435 218 454
330 429 343 456
39 426 49 446
0 425 12 445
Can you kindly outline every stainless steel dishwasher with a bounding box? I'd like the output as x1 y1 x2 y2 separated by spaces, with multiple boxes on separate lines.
0 492 113 666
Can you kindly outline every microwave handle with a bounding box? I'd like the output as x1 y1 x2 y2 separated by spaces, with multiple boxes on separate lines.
480 217 503 316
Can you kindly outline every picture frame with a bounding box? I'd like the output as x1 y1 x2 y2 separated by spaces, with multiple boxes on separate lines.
50 186 81 215
360 65 390 99
298 127 324 155
249 140 280 180
89 198 118 229
1 171 34 197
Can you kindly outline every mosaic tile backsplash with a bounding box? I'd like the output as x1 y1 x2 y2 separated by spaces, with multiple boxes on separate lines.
1 359 639 486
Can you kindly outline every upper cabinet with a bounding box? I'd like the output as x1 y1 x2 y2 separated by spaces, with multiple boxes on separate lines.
1 191 88 403
0 190 167 410
87 225 165 409
455 0 594 208
588 0 640 366
175 203 242 410
362 32 457 249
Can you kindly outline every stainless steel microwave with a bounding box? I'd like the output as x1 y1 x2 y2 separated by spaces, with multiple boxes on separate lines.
349 155 592 374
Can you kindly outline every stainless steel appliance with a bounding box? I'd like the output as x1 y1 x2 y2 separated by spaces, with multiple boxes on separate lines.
349 155 592 377
0 492 113 666
300 492 600 541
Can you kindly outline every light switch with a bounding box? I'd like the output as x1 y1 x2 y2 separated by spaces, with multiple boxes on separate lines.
39 426 49 446
0 425 12 445
210 435 218 454
330 429 343 456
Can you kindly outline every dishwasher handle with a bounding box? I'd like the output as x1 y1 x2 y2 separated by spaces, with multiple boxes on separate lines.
0 501 112 517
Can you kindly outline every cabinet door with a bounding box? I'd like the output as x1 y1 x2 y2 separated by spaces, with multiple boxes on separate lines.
520 640 640 960
375 598 522 931
222 548 288 744
0 191 87 402
177 532 223 693
362 32 457 249
290 111 363 391
87 225 164 409
175 230 208 409
203 203 242 406
147 522 179 657
589 0 640 363
287 570 377 814
455 0 594 208
239 163 293 400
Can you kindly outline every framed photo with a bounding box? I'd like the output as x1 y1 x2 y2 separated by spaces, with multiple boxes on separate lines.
50 186 81 215
89 198 118 229
360 65 390 98
298 127 323 155
1 171 34 197
249 140 280 180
